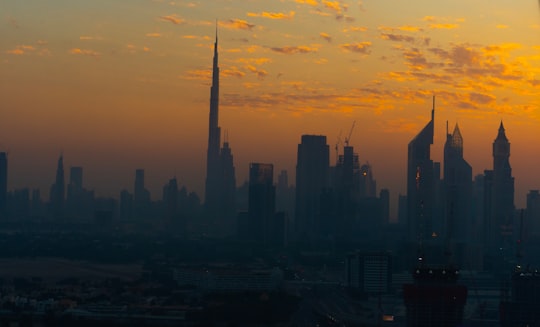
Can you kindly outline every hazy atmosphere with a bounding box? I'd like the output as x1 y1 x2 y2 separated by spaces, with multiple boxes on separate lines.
1 0 539 207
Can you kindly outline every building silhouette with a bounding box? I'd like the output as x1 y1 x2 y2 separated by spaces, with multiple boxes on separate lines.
133 169 150 218
49 155 65 218
248 163 275 244
443 123 472 242
295 135 329 242
0 152 7 217
526 190 540 237
484 122 515 254
204 27 236 228
407 98 436 245
66 166 93 218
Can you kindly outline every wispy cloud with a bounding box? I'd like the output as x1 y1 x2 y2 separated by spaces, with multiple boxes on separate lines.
270 45 318 54
429 23 459 29
6 44 50 56
380 33 415 43
219 19 255 31
340 42 372 54
247 11 295 20
69 48 101 58
145 33 162 37
295 0 318 6
79 36 103 41
159 14 185 25
320 32 332 42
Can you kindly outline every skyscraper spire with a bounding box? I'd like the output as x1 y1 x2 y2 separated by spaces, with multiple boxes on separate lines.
205 23 222 208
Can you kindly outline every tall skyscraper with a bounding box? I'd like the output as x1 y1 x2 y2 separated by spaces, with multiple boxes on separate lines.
205 28 222 212
204 28 236 226
487 122 515 251
248 163 275 244
407 98 435 245
50 155 65 218
295 135 329 241
443 123 472 242
0 152 7 217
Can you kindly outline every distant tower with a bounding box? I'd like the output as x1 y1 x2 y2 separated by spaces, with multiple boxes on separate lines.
248 163 275 244
50 155 65 218
220 139 236 225
443 123 472 243
407 98 435 246
489 122 515 250
0 152 7 216
133 169 150 217
205 26 222 213
359 163 376 198
295 135 330 241
67 166 84 217
204 27 236 226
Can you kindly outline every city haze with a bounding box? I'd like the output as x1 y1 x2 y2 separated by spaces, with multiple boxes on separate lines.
1 0 539 209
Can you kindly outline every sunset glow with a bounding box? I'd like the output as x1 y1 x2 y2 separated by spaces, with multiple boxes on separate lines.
1 0 539 211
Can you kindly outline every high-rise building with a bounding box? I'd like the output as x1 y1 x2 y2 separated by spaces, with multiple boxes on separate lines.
407 99 435 244
295 135 329 241
443 123 472 242
526 190 540 237
0 152 7 217
486 122 515 252
164 177 178 221
248 163 275 244
49 155 65 218
133 169 150 218
205 28 222 213
359 163 376 198
204 27 236 226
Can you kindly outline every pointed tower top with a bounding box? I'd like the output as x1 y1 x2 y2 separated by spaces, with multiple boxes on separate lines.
499 120 505 131
431 95 435 120
496 120 508 142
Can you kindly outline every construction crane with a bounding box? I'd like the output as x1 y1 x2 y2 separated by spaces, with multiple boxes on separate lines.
335 130 342 165
344 120 356 147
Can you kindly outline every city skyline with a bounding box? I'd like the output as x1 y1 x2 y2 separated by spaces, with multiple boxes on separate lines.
1 0 539 208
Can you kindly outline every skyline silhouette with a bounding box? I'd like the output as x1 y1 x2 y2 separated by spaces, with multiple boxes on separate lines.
1 1 539 208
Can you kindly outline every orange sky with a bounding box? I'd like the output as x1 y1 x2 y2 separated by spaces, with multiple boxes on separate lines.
1 0 539 213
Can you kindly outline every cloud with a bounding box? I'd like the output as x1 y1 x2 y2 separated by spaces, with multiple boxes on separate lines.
270 45 318 54
496 24 509 29
380 33 416 43
343 26 368 33
246 65 269 79
236 57 272 65
323 1 346 13
247 11 295 20
79 36 103 41
183 69 211 80
320 32 332 42
5 45 35 55
222 67 246 78
295 0 318 6
429 23 459 29
469 92 495 104
398 25 423 32
145 33 162 37
339 42 372 54
69 48 100 58
159 14 184 25
6 44 50 56
219 19 255 31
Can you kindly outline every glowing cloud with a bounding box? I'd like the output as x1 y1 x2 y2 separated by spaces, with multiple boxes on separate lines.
429 23 459 29
247 11 295 20
219 19 255 31
339 42 372 54
159 14 184 25
270 45 318 54
69 48 100 58
145 33 162 37
320 32 332 42
295 0 318 6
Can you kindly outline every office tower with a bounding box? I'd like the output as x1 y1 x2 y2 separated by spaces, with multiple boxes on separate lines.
443 123 472 242
0 152 7 216
164 177 178 221
380 189 390 223
204 28 237 225
407 98 435 245
295 135 330 241
359 163 376 198
346 251 392 295
248 163 275 244
49 155 65 218
486 122 515 252
220 140 236 223
69 167 83 190
333 144 361 239
526 190 540 237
